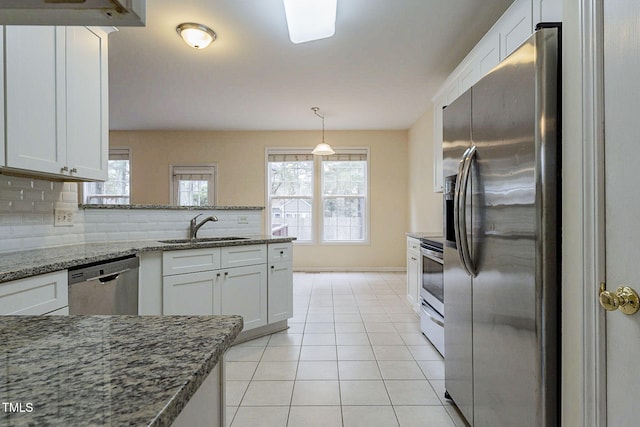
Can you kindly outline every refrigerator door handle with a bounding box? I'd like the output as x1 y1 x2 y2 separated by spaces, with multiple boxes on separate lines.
458 145 477 277
454 147 471 273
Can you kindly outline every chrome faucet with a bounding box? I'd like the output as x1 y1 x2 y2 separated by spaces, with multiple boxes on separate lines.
189 214 219 240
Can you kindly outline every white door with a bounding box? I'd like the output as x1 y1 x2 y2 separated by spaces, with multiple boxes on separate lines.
603 0 640 424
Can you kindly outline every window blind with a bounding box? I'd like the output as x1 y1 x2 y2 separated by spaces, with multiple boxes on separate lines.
109 148 130 161
322 152 367 162
268 153 314 162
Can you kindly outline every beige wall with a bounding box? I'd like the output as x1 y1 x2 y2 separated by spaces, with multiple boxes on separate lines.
110 130 409 270
407 107 444 234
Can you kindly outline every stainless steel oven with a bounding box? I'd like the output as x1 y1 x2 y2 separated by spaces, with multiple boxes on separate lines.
419 238 445 357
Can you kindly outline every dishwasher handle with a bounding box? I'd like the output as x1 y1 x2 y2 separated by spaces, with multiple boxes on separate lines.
95 269 129 283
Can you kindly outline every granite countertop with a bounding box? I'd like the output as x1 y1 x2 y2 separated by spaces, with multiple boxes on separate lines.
406 232 444 244
0 236 296 283
0 315 243 427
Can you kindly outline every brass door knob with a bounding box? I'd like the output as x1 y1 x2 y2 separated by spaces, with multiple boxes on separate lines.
599 282 640 315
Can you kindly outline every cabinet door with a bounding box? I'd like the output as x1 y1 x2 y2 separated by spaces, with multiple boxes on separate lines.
533 0 563 24
163 248 221 276
221 265 267 331
221 244 267 268
163 271 220 315
476 33 501 80
5 26 66 175
66 26 109 181
267 243 292 263
407 251 420 309
268 261 293 323
0 271 68 315
432 95 446 193
499 0 533 59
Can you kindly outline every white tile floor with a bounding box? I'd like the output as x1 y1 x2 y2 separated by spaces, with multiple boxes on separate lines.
225 272 469 427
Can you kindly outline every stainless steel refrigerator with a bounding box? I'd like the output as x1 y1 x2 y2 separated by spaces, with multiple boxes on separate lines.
442 25 560 427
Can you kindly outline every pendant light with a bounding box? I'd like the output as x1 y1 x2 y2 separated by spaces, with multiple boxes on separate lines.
311 107 335 156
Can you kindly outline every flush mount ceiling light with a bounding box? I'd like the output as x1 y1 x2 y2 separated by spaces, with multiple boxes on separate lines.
311 107 335 156
283 0 337 44
176 23 217 49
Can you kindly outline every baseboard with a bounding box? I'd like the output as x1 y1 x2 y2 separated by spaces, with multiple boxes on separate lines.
292 267 406 273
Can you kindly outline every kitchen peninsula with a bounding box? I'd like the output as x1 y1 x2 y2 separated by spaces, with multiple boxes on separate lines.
0 315 242 426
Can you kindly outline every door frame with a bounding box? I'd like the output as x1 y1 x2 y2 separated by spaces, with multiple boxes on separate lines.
576 0 607 425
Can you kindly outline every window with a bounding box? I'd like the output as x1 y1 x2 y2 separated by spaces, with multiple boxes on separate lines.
83 148 130 204
268 152 314 242
321 153 368 241
171 164 217 206
267 148 368 243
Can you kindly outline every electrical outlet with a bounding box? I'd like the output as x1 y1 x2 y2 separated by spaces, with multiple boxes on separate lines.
237 215 249 224
54 209 74 227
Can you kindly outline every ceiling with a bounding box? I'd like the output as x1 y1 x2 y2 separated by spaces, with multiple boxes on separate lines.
108 0 514 131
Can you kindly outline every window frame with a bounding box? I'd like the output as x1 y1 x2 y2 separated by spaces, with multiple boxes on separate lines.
169 163 218 207
265 147 370 245
319 149 370 244
82 147 131 205
266 149 315 244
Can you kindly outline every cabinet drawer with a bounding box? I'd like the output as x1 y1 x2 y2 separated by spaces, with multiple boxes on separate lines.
407 237 420 252
268 243 292 263
221 245 266 268
0 271 68 315
163 248 221 276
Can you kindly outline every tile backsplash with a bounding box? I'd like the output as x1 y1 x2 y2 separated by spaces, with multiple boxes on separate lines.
0 175 84 252
0 174 263 254
83 208 261 242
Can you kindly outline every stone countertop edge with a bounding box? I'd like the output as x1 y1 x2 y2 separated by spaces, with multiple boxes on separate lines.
0 236 296 284
80 204 264 210
147 315 243 427
0 315 243 427
406 232 443 240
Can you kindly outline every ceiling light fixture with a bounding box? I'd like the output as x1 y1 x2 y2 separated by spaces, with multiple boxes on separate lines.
283 0 337 44
176 22 217 49
311 107 335 156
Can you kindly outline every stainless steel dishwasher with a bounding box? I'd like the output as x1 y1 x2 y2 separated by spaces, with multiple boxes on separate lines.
68 255 139 315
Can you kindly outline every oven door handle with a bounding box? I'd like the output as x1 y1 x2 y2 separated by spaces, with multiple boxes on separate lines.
420 248 444 265
422 302 444 327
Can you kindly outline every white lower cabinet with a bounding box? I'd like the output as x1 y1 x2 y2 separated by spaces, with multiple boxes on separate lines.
220 264 267 330
163 271 220 316
406 237 421 312
0 270 68 315
161 243 293 332
268 261 293 323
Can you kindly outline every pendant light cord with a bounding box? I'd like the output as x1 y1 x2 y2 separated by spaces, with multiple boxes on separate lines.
311 107 325 143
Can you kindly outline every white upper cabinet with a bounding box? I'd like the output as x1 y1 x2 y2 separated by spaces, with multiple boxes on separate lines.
66 26 109 181
534 0 563 24
431 0 562 192
5 26 66 176
498 0 533 59
3 26 111 181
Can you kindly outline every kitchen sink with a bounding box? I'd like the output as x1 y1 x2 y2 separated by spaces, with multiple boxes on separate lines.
158 237 250 244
